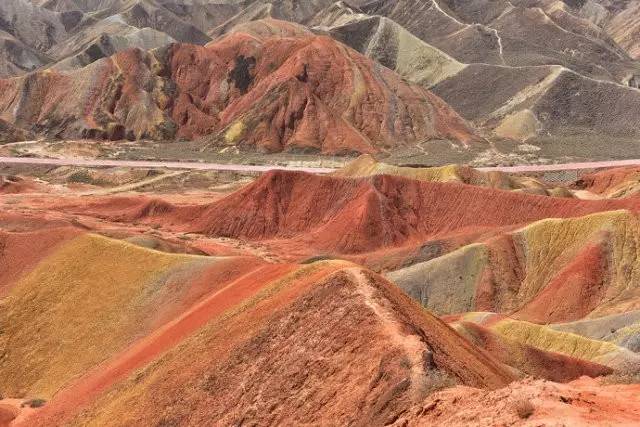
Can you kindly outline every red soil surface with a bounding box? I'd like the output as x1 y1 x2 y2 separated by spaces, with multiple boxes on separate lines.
64 196 179 222
21 263 323 426
0 400 36 427
0 176 43 194
457 321 613 382
398 376 640 426
0 22 478 154
4 169 640 426
474 233 526 313
362 270 516 389
0 404 17 427
26 266 515 426
140 255 267 331
0 210 73 233
0 226 80 297
514 242 609 323
130 171 640 256
575 166 640 195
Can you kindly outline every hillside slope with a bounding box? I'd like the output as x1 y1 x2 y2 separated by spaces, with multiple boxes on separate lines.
0 28 478 153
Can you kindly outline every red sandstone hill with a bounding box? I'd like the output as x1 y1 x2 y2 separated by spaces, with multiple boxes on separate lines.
0 23 479 154
573 166 640 198
0 225 515 425
19 265 514 426
5 168 640 425
128 170 640 255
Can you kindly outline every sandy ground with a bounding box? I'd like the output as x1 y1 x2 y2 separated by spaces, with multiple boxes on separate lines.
398 376 640 426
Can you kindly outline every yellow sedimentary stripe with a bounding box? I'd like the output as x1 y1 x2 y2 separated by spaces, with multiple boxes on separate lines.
0 234 210 398
335 154 464 182
516 210 640 316
491 318 640 371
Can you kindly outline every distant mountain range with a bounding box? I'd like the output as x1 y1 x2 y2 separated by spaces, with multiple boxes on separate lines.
0 0 638 156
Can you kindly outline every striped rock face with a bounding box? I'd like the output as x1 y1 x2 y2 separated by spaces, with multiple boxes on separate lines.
574 166 640 198
0 28 479 154
453 312 640 376
3 163 640 426
75 168 640 380
334 154 572 196
390 210 640 323
0 229 515 426
0 232 264 399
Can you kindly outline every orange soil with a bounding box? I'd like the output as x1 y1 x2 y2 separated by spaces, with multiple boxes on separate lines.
51 195 179 222
0 400 36 427
3 169 640 425
362 270 516 390
0 226 80 297
29 266 515 426
456 321 612 382
514 242 609 323
0 176 43 194
132 171 640 256
0 405 17 427
142 255 267 330
575 166 640 195
399 376 640 426
22 263 354 426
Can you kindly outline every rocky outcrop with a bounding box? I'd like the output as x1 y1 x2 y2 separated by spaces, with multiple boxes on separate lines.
0 27 479 153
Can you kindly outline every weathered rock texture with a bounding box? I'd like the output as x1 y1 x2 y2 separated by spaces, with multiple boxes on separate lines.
0 28 478 153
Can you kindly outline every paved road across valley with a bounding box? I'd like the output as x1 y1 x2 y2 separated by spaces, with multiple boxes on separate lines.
2 156 640 174
0 156 337 174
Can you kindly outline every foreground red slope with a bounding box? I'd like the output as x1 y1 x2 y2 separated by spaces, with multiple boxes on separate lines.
4 165 640 425
19 265 515 426
400 376 640 426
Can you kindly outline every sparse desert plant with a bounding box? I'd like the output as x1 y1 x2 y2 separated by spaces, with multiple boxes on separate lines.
23 398 46 408
514 398 535 419
155 417 180 427
422 369 456 396
301 254 338 264
67 170 104 185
